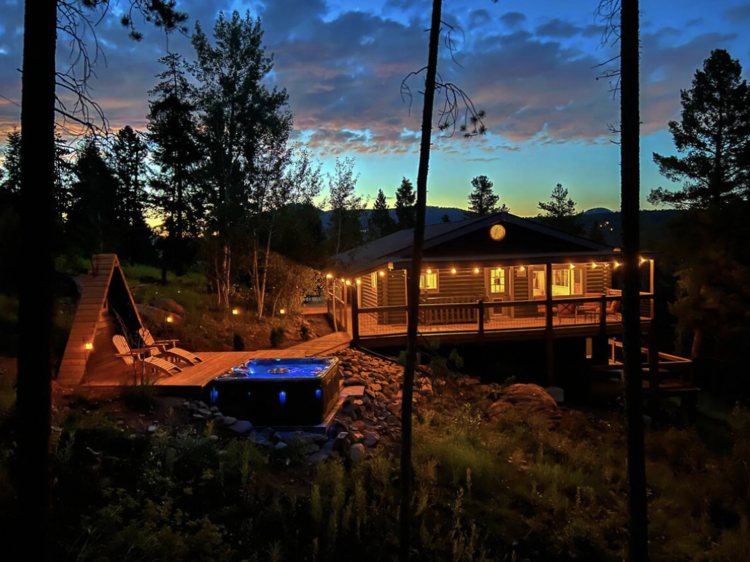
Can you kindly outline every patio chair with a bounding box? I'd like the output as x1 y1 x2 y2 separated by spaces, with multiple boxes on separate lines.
139 328 203 366
112 335 183 377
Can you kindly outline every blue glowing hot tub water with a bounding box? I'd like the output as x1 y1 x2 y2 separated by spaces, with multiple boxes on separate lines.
208 357 341 426
219 357 336 380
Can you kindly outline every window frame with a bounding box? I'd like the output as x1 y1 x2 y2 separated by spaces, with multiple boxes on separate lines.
419 270 439 292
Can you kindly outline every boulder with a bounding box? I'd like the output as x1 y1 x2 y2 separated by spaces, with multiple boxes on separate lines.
151 297 186 315
228 420 254 434
349 443 366 461
486 384 561 421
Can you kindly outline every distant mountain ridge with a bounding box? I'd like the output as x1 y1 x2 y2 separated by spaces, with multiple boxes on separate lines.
320 206 465 228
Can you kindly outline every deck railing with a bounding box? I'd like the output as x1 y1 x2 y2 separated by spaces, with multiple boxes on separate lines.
352 293 654 340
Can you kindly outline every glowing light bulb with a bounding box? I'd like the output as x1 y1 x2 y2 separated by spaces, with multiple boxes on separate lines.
379 270 385 277
279 308 286 315
84 342 93 351
426 268 432 274
451 268 457 274
232 308 240 315
326 273 333 279
356 279 361 285
345 279 351 286
166 315 173 323
569 263 575 269
592 263 598 269
519 266 525 272
614 262 620 269
640 257 646 265
473 267 480 274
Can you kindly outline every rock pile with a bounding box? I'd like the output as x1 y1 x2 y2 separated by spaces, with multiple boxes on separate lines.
180 348 434 464
486 383 561 422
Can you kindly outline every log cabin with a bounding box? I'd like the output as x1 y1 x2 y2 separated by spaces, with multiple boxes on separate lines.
329 211 659 385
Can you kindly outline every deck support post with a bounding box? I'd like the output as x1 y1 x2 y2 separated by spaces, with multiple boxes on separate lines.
477 299 485 340
351 285 360 345
647 265 660 416
544 262 554 386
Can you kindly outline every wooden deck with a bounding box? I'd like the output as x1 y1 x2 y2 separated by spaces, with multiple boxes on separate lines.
77 331 353 392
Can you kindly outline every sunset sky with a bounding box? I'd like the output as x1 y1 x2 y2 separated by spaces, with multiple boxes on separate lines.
1 0 749 215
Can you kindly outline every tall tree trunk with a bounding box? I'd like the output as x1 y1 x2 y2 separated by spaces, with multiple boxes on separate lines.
17 0 57 559
400 1 441 559
620 0 649 560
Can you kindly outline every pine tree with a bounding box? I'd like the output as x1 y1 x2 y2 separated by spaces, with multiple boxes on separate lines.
0 129 22 200
148 52 205 274
650 49 750 210
464 175 505 218
66 140 124 255
111 126 153 262
537 183 583 234
441 213 451 223
368 189 396 239
395 177 416 227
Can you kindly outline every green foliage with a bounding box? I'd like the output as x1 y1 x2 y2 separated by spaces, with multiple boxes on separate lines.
395 176 416 228
367 189 397 240
464 175 507 218
270 326 285 348
537 183 584 235
120 384 157 413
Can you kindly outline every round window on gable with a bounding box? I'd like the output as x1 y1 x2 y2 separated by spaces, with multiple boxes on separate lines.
489 224 506 241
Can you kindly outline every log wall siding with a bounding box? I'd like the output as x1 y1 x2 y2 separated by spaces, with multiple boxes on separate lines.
427 268 485 299
359 273 378 309
385 269 407 323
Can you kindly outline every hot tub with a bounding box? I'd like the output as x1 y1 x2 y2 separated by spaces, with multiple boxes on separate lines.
206 357 341 426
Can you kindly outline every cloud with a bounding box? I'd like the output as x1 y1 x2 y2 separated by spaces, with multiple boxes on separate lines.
724 3 750 22
499 12 526 29
534 19 582 39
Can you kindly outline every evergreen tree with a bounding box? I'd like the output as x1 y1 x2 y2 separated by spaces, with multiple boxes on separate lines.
66 139 124 255
0 129 22 201
148 52 205 274
464 175 506 218
368 189 396 239
110 126 153 263
649 49 750 385
650 49 750 210
441 213 451 223
537 183 583 234
328 157 363 254
395 177 416 228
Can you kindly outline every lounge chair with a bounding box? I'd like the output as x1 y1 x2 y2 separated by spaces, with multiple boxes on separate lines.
139 328 203 366
112 335 183 377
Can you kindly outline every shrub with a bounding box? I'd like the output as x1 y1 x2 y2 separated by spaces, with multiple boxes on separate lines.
121 384 157 413
270 326 285 348
300 321 311 340
233 332 245 351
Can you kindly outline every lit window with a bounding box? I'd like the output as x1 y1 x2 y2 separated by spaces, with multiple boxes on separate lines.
552 267 583 296
419 270 438 291
490 268 506 294
370 271 377 289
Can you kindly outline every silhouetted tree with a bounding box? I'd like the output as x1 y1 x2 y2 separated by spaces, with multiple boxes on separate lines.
398 2 488 558
191 10 291 306
649 49 750 386
464 174 505 217
538 183 583 234
441 213 451 223
395 176 416 228
148 52 205 276
650 49 750 210
17 3 186 556
597 0 650 560
66 139 125 255
110 126 153 263
0 129 22 202
368 189 397 239
328 156 363 254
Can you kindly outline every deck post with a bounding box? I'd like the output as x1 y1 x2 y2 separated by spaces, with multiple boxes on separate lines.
647 265 660 415
350 284 360 344
544 262 554 386
477 299 485 339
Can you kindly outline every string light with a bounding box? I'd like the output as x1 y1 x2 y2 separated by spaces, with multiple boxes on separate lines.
356 279 361 285
473 267 480 274
379 270 385 277
166 315 173 323
279 309 286 315
519 266 525 272
326 273 333 279
451 268 457 274
640 256 646 265
592 263 598 269
232 308 240 315
569 263 575 269
345 280 351 286
85 342 93 351
614 262 620 269
426 268 432 274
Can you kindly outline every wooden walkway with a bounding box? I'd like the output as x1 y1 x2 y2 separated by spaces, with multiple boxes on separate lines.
77 331 352 391
286 331 352 356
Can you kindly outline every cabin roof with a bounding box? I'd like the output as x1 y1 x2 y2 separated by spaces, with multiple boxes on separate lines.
332 211 620 275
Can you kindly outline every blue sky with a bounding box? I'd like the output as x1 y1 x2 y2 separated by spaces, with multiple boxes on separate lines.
1 0 749 215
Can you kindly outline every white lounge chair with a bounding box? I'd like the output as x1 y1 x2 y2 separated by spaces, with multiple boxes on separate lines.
139 328 203 366
112 335 183 377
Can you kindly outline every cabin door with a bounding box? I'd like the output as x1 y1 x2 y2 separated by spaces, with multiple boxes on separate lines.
485 267 510 318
